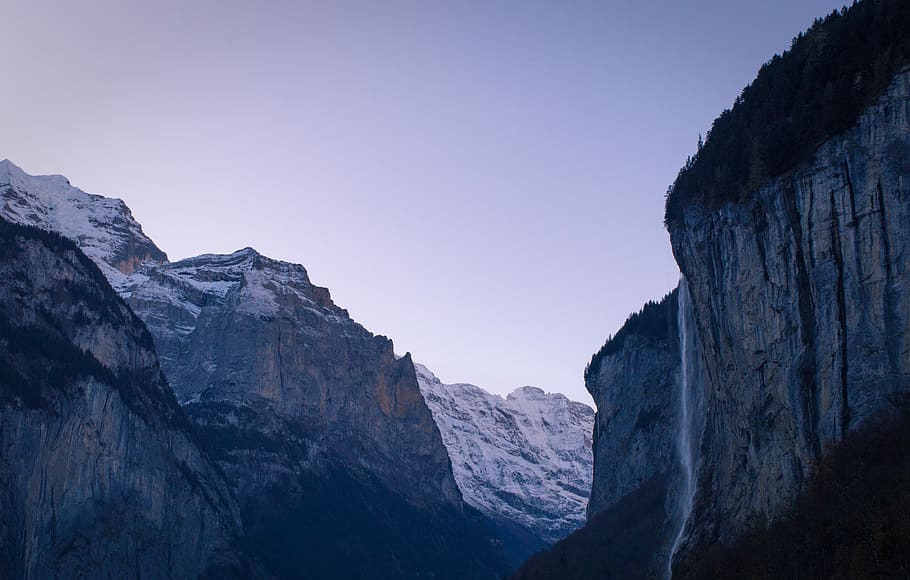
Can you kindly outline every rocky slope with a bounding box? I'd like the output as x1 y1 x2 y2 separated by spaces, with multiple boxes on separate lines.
415 363 594 544
0 219 245 579
121 248 516 576
668 66 910 552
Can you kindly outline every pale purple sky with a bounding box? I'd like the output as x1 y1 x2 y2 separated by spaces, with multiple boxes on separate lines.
1 0 846 403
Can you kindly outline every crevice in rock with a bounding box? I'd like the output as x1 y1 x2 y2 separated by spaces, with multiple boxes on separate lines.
752 204 771 282
807 181 817 269
843 158 859 226
843 158 865 288
830 190 851 438
876 179 899 377
783 179 820 457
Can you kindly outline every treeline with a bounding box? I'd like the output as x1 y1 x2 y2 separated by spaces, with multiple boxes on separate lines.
665 0 910 226
676 396 910 579
584 288 678 383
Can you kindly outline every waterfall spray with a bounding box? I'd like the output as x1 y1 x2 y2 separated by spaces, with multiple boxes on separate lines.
667 278 697 579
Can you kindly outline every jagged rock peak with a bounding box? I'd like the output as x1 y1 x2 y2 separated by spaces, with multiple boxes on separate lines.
0 159 167 284
169 246 312 285
126 245 345 324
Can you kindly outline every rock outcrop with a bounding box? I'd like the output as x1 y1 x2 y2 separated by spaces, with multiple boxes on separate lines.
585 291 679 523
0 219 245 579
584 291 682 576
415 363 594 545
123 249 460 509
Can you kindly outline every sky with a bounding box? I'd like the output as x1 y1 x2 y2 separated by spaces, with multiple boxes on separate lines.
1 0 847 404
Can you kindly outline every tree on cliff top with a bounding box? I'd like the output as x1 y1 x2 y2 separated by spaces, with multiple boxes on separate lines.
665 0 910 227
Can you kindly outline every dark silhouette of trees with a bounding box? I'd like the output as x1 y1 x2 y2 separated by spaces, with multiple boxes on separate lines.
585 288 678 383
665 0 910 227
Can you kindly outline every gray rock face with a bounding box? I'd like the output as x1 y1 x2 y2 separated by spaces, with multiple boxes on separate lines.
668 69 910 549
0 221 243 580
123 249 460 508
583 290 683 576
586 296 678 521
415 363 594 545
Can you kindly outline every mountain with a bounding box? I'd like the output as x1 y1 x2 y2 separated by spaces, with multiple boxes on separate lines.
517 2 910 577
0 158 535 577
121 248 511 577
415 363 594 545
0 218 247 579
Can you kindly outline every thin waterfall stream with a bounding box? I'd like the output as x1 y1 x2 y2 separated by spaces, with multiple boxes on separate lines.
667 278 697 579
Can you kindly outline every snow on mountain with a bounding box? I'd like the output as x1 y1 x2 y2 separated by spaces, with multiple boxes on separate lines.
0 159 166 290
415 363 594 544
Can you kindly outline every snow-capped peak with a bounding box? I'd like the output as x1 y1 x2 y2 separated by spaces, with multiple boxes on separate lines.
415 363 594 544
0 159 167 291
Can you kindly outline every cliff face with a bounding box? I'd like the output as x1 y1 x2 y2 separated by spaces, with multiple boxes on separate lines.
668 68 910 548
415 363 593 545
583 290 693 578
512 289 703 580
0 220 243 579
123 249 460 508
125 251 528 576
586 292 679 523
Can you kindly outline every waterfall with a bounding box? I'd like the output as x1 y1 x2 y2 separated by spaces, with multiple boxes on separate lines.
667 277 697 579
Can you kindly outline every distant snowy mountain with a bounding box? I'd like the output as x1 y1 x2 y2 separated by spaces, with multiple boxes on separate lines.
415 363 594 544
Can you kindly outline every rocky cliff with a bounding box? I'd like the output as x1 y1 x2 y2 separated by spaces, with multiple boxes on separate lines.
584 291 681 576
518 4 910 577
513 289 697 579
0 219 245 579
415 363 594 545
585 290 679 523
668 66 910 552
121 248 519 576
122 249 460 509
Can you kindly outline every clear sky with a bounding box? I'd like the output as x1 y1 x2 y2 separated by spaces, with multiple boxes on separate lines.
1 0 847 404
